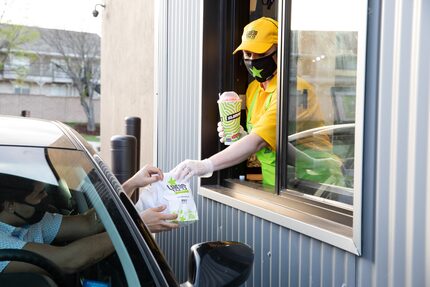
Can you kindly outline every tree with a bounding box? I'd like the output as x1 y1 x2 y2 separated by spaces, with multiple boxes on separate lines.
0 24 39 77
41 29 100 132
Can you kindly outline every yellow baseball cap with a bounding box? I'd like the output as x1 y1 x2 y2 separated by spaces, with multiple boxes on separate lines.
233 17 278 54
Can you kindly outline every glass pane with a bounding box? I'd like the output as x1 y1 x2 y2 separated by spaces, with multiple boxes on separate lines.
0 146 142 285
285 0 364 204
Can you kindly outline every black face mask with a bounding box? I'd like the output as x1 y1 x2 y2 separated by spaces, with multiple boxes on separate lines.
243 50 277 83
14 199 49 225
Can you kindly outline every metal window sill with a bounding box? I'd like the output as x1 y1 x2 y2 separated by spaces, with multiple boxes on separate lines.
198 180 360 255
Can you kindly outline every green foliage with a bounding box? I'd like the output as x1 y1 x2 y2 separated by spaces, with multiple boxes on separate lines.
0 24 39 47
0 24 40 75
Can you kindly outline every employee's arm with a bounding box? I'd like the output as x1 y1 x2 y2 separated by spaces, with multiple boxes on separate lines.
210 133 324 169
4 232 114 274
209 133 268 171
171 133 268 181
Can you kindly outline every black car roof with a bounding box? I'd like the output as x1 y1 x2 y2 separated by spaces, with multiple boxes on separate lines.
0 116 76 149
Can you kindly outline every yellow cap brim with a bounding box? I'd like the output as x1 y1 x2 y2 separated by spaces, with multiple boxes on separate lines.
232 41 273 54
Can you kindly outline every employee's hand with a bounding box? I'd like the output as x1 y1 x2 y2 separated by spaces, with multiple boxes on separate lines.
140 205 179 233
217 122 247 143
171 159 214 182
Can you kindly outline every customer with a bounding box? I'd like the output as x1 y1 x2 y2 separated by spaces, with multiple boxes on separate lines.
0 165 177 274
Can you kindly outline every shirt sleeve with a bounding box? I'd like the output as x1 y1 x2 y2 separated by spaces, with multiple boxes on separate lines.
41 213 63 244
250 93 278 151
0 234 27 272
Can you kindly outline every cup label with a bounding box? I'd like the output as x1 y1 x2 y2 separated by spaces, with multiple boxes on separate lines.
226 111 241 121
218 100 242 145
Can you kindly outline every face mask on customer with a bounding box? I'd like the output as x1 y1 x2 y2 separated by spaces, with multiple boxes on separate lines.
243 50 277 83
14 198 49 225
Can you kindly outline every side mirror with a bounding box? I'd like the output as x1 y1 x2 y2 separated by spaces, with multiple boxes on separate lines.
184 241 254 287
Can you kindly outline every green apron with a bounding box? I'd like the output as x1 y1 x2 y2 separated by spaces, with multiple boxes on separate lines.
246 89 345 187
247 90 276 186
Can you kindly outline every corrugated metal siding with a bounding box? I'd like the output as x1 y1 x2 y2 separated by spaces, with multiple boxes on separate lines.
155 0 203 281
155 0 430 286
356 0 430 287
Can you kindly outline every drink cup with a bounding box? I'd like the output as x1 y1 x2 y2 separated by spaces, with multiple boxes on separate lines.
218 91 242 145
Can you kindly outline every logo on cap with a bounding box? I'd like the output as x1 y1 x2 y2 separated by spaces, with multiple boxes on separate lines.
246 30 258 40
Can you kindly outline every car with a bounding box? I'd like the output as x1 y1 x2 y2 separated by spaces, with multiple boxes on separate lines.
0 115 254 287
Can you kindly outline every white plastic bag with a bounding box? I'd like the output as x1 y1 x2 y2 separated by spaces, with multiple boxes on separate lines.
134 172 198 226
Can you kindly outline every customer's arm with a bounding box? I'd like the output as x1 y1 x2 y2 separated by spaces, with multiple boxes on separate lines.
54 209 104 242
4 232 114 274
122 165 179 232
122 165 163 197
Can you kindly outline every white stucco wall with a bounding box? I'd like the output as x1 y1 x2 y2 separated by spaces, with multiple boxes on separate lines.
100 0 155 167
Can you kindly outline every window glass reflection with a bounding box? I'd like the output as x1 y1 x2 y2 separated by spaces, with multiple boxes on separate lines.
286 0 360 204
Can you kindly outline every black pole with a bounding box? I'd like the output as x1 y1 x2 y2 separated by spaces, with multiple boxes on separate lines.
125 117 141 202
125 117 141 170
21 110 31 117
111 135 137 200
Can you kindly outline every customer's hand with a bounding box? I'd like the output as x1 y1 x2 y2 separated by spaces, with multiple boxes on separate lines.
217 122 247 143
171 159 214 182
122 165 163 195
140 205 179 233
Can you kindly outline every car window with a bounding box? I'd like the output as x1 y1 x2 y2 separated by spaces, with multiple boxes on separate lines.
0 146 143 286
93 155 178 287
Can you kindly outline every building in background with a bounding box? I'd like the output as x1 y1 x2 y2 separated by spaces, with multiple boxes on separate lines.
0 24 100 124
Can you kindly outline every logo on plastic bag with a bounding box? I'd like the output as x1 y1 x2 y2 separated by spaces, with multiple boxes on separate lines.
167 178 189 194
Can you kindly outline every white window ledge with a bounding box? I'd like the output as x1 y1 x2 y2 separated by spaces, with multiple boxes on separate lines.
199 183 360 255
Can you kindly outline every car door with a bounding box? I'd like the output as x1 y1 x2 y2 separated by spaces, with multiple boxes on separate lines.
92 154 179 287
0 145 177 286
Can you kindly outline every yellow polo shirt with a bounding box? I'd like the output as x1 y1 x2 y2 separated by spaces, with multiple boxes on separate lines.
246 75 278 151
246 75 331 152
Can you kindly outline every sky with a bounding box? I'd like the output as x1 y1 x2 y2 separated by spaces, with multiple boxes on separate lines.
292 0 361 31
0 0 102 35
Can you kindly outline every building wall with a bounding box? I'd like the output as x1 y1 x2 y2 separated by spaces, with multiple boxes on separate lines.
0 93 100 123
357 0 430 285
99 0 430 285
154 1 430 287
0 82 79 97
100 0 155 166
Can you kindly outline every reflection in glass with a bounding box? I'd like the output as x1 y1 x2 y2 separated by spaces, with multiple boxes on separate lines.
286 4 359 204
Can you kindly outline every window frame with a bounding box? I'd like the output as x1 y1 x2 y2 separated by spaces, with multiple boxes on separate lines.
199 0 371 255
276 0 368 254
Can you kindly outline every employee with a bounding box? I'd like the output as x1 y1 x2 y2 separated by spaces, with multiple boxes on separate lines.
172 17 341 186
